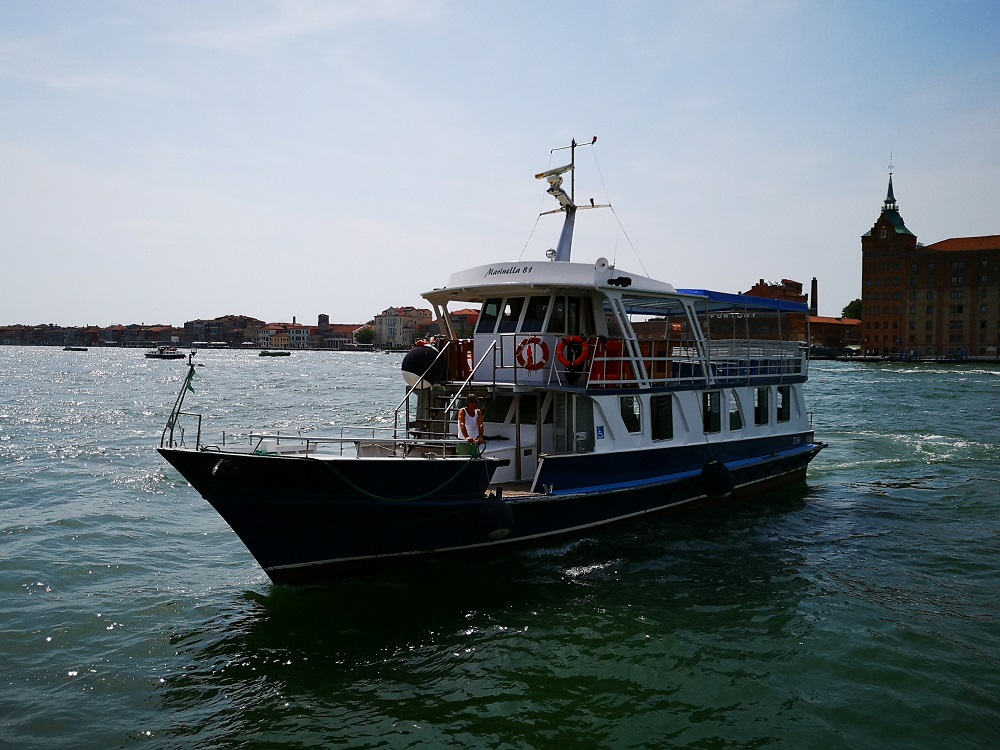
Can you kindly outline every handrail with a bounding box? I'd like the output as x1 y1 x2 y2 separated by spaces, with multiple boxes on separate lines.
248 428 474 459
160 354 200 448
444 339 498 414
476 331 807 390
390 338 499 443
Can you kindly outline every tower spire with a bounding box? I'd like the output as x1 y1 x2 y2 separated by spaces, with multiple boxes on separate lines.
883 154 897 212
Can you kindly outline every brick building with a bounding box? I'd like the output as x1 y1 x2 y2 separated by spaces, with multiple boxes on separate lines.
861 175 1000 357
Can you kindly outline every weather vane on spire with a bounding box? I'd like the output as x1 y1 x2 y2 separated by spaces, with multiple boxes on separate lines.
888 152 894 175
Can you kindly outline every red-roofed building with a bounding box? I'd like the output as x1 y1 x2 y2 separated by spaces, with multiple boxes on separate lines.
323 324 365 350
861 176 1000 357
374 307 433 349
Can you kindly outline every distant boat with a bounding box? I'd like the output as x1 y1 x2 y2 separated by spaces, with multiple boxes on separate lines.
63 346 88 352
145 346 186 360
259 350 291 357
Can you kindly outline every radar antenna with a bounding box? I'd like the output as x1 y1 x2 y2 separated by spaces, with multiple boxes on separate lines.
536 136 607 262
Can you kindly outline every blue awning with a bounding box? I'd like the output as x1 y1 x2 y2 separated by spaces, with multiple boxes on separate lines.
676 289 810 314
617 289 809 317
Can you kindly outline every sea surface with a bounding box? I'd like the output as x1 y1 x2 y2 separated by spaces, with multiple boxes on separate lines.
1 346 998 749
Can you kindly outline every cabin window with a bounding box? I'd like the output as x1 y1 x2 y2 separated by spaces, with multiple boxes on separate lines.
518 394 542 425
546 296 595 335
651 395 673 441
521 296 550 333
619 396 641 433
728 390 744 431
777 386 791 422
703 391 722 433
548 297 566 333
754 387 768 425
477 299 501 334
483 394 543 425
568 296 594 335
482 395 513 422
498 298 525 333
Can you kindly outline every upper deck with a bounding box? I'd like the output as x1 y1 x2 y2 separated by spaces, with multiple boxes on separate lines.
422 260 811 392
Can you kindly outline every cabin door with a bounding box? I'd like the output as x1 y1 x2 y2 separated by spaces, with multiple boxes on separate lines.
512 394 539 482
552 393 595 454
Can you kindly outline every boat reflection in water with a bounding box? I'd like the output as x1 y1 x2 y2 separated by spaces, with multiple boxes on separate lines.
158 139 826 583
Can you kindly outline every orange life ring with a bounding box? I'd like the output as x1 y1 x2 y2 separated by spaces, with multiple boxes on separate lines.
556 336 589 368
515 336 549 371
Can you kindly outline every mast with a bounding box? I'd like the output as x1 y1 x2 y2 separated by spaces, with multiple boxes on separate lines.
535 136 599 262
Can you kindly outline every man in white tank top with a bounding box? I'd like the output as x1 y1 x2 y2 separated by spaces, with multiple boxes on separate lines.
458 394 484 448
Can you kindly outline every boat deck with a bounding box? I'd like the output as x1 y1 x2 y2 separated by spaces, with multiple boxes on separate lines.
493 481 538 498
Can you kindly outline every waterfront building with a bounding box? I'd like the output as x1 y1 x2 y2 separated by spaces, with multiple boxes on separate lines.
861 175 1000 357
374 306 433 349
322 324 365 350
286 321 312 349
184 315 266 347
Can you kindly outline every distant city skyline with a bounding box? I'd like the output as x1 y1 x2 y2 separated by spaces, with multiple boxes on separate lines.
2 1 999 326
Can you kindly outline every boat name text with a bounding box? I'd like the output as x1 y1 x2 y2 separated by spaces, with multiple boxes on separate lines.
485 265 534 277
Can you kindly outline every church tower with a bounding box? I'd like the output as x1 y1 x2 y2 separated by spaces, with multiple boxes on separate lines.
860 172 918 355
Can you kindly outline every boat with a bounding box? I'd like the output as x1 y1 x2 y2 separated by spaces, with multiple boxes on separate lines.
145 346 186 360
158 139 826 584
259 350 291 357
63 346 88 352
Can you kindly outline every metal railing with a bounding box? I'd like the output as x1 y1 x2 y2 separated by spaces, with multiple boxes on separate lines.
468 333 809 389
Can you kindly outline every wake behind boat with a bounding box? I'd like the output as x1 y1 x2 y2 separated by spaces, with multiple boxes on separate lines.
158 139 826 583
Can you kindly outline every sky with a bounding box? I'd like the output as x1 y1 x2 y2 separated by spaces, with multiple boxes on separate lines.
2 0 999 327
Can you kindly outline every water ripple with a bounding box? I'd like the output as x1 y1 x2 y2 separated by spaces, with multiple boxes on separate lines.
1 352 999 748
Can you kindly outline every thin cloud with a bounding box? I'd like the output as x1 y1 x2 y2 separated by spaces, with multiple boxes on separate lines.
163 0 442 55
0 36 161 94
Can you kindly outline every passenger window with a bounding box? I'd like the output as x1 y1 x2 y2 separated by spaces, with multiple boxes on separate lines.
729 390 743 431
754 387 768 425
497 298 525 333
651 395 673 441
777 386 791 422
620 396 641 433
703 391 721 433
477 299 500 334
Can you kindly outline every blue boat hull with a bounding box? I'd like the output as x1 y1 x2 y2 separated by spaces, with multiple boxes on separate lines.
158 438 824 584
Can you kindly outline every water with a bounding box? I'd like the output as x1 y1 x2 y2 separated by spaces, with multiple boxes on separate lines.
2 347 998 749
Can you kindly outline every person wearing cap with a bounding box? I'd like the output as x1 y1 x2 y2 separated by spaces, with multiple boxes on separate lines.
457 394 485 451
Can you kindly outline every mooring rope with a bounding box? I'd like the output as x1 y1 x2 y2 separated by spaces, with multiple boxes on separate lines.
319 443 488 503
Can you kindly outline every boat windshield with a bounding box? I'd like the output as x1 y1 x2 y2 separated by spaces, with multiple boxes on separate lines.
477 299 501 333
497 298 525 333
475 294 595 335
521 296 550 332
